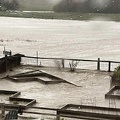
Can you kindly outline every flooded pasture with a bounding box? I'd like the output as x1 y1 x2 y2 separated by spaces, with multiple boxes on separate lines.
0 17 120 60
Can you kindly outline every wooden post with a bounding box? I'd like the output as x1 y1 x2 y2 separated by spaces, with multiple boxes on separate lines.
5 56 7 72
3 47 5 57
1 103 5 119
62 59 64 68
97 58 100 71
108 61 111 72
10 50 12 56
36 51 38 66
56 111 60 120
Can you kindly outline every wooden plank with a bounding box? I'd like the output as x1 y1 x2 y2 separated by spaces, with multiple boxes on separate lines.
5 110 18 120
57 109 120 119
23 55 120 64
23 111 56 116
24 56 98 62
61 104 120 112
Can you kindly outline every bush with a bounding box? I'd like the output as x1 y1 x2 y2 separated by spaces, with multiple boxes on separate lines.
113 65 120 78
0 0 19 11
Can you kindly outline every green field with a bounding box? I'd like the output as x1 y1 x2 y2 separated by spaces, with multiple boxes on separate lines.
0 11 120 21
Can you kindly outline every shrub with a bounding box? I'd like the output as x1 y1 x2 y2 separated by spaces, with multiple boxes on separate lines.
112 65 120 78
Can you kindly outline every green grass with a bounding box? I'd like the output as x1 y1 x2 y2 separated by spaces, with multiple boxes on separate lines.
113 66 120 78
113 70 120 78
0 11 120 21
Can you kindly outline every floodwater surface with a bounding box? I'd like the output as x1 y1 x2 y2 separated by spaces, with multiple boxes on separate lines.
0 17 120 119
0 17 120 61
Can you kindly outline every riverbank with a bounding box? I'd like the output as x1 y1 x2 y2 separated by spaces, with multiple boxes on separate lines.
0 11 120 21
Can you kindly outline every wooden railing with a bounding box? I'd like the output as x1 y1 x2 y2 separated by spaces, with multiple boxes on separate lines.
1 103 120 120
21 56 120 72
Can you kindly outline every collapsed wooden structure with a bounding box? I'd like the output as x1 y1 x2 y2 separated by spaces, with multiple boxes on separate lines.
0 54 24 73
0 53 120 119
0 90 36 108
1 103 120 120
6 70 80 86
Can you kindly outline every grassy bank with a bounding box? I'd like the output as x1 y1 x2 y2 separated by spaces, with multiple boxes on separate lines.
0 11 120 21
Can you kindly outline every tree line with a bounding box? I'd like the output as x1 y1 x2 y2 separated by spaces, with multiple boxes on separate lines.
0 0 19 11
53 0 120 13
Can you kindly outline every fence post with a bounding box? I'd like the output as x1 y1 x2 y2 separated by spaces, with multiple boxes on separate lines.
56 111 60 120
62 59 64 68
1 103 5 119
108 61 111 72
5 56 7 72
36 51 38 66
97 58 100 71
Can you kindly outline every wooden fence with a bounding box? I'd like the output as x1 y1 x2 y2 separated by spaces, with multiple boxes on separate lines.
0 54 22 73
21 56 120 72
1 103 120 120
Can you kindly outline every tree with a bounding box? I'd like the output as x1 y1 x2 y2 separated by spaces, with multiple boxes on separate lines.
53 0 120 13
53 0 78 12
0 0 19 11
0 0 4 10
109 0 120 13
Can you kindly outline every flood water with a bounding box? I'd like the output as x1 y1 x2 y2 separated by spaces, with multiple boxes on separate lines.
0 17 120 119
0 17 120 61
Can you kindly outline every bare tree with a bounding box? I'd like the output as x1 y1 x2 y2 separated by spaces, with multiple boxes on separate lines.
53 0 78 12
53 0 120 13
69 60 79 72
0 0 19 11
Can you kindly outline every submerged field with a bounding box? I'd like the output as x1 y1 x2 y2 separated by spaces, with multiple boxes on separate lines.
0 17 120 61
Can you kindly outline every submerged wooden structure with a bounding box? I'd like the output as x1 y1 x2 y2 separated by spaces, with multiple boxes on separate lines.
22 55 120 72
0 54 24 73
0 53 120 119
0 52 120 73
0 90 36 108
1 103 120 120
